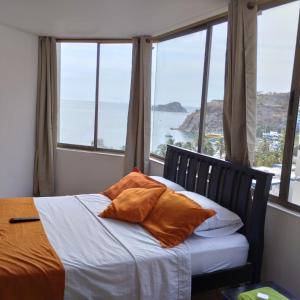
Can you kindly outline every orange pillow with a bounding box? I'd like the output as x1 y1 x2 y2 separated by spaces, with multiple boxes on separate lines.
142 189 216 248
100 187 166 223
103 171 165 200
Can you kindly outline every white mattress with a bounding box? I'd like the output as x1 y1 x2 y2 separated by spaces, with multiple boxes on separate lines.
34 194 191 300
187 233 249 275
34 193 249 299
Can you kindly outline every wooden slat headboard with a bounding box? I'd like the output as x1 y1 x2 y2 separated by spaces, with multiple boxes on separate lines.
163 145 273 282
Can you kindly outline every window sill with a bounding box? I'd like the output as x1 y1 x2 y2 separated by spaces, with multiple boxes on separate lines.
149 154 165 165
57 147 300 219
267 201 300 219
57 144 125 158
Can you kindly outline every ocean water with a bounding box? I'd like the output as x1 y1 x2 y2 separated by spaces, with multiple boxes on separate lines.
59 100 195 152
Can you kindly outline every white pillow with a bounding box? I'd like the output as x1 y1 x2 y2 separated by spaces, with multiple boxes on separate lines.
149 176 186 192
177 191 243 237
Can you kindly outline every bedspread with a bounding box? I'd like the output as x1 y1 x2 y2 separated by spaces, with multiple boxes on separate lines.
0 197 65 300
34 194 191 300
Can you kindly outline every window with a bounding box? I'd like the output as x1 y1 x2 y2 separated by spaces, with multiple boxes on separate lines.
150 0 300 210
203 22 227 159
283 0 300 208
289 105 300 205
97 44 132 150
57 42 132 151
151 32 207 157
151 19 228 158
253 0 300 211
255 1 300 196
58 43 97 146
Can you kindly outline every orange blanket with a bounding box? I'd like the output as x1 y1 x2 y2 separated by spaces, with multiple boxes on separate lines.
0 197 65 300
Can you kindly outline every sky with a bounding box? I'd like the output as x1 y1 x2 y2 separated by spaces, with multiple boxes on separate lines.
257 0 300 94
60 43 132 103
60 0 300 108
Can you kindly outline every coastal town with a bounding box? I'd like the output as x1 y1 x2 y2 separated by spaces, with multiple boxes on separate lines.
153 92 298 196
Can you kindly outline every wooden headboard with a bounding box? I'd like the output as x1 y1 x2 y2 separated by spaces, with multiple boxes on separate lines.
163 145 273 284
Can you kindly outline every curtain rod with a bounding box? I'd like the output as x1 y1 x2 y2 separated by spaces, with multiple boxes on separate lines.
55 38 133 43
256 0 297 10
55 0 293 43
152 0 290 42
247 1 257 9
152 12 227 42
249 0 296 9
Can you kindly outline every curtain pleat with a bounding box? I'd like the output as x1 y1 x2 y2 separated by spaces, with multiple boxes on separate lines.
223 0 257 166
33 37 57 196
124 37 152 174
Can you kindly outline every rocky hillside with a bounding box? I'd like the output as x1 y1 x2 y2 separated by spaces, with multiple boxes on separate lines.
178 92 289 133
256 92 289 131
152 101 187 113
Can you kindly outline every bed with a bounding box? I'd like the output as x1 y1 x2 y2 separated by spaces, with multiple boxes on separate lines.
163 145 273 292
0 145 273 300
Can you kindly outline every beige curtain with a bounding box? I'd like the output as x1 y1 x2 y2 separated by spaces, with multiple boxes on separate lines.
223 0 257 166
33 37 58 196
124 37 152 175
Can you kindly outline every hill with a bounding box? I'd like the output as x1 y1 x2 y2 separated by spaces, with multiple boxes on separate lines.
178 92 289 133
152 101 187 113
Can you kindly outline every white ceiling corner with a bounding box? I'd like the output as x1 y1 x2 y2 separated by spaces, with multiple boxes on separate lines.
0 0 228 38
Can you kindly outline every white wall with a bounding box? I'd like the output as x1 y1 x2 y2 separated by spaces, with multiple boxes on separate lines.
149 158 164 177
55 150 163 195
262 204 300 297
0 24 38 197
55 148 125 195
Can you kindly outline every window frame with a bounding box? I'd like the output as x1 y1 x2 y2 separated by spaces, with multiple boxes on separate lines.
56 1 300 212
267 0 300 212
150 16 228 159
253 0 300 212
56 39 132 154
151 0 300 212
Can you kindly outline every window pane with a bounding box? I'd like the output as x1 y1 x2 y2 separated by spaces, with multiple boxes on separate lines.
151 31 207 157
97 44 132 150
289 99 300 205
203 22 227 158
255 1 300 196
58 43 97 146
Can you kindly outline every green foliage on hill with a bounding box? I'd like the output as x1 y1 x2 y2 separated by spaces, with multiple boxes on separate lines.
254 130 285 167
154 128 289 169
154 136 225 158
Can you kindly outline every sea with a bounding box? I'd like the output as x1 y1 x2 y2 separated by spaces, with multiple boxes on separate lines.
59 99 197 152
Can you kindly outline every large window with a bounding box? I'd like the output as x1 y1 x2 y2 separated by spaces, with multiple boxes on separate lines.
151 1 300 211
151 20 228 158
56 1 300 211
58 43 97 146
151 31 207 157
203 22 227 159
283 0 300 209
289 106 300 205
255 1 300 196
58 42 132 151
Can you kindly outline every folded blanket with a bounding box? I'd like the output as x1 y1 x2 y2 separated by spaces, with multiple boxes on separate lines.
0 197 65 300
238 287 289 300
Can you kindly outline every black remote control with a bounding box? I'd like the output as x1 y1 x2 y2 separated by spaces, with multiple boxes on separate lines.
9 217 40 223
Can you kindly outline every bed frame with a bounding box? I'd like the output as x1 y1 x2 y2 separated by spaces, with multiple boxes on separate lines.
163 145 273 292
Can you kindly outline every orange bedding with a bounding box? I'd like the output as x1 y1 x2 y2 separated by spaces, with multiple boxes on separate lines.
0 197 65 300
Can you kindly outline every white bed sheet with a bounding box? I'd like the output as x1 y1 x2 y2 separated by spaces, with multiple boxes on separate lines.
34 194 191 300
187 233 249 275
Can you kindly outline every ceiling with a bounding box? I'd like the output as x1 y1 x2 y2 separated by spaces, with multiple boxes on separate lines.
0 0 227 38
